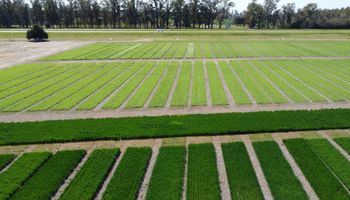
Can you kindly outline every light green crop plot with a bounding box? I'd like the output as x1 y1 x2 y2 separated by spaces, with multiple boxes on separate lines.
0 59 349 112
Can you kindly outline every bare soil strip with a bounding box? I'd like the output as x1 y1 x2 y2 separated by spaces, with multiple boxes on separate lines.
273 136 319 200
51 149 93 200
143 63 170 109
319 131 350 162
93 64 145 111
213 137 232 200
181 137 189 200
94 141 130 200
165 62 182 108
39 56 350 64
242 135 274 200
215 61 235 106
203 61 213 106
226 61 257 105
277 66 332 103
263 64 312 103
137 139 162 200
250 62 293 103
1 101 349 123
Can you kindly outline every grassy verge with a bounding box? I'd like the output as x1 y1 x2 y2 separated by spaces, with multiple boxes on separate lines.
0 109 349 145
222 142 263 200
187 144 220 200
60 149 120 200
0 152 51 200
284 139 350 200
146 146 185 200
11 150 85 200
102 147 152 200
253 141 307 200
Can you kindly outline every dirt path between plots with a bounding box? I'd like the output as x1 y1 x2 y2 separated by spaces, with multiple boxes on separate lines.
0 101 350 122
40 56 350 64
0 41 89 69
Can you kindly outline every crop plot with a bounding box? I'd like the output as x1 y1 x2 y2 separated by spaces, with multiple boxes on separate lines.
0 154 15 171
0 59 349 113
43 41 350 60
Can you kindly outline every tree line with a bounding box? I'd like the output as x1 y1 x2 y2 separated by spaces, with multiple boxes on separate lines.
0 0 349 29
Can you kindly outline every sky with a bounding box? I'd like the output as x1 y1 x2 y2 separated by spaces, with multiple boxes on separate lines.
234 0 350 12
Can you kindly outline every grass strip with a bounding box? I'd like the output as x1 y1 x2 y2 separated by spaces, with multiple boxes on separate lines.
307 139 350 190
60 148 120 200
222 142 263 200
284 139 350 200
0 152 51 200
187 143 220 200
146 146 185 200
11 150 85 200
0 109 349 145
102 147 152 200
253 141 307 200
0 154 16 171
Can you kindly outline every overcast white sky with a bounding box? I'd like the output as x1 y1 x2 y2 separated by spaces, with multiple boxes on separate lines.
234 0 349 12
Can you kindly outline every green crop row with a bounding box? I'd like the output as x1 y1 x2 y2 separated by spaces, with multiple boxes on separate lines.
307 139 350 190
191 62 207 106
0 152 51 200
284 139 350 200
222 142 264 200
146 146 185 200
334 137 350 155
171 62 192 107
60 149 120 200
206 61 228 105
102 63 154 109
11 150 85 200
0 154 15 171
253 141 307 200
187 143 221 200
102 147 152 200
1 109 349 145
149 62 178 107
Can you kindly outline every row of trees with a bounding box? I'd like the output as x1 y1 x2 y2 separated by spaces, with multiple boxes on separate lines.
237 0 350 29
0 0 234 28
0 0 349 29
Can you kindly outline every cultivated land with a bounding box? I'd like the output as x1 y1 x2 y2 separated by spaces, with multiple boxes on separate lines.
1 29 350 199
0 130 350 199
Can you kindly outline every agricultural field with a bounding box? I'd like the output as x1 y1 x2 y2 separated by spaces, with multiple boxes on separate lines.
0 59 349 113
43 41 350 60
0 130 349 199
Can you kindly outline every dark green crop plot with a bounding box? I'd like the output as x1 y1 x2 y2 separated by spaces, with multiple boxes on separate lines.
11 150 85 200
0 154 15 171
146 146 185 200
253 141 307 200
222 142 263 200
0 109 349 145
187 144 220 200
102 147 152 200
60 148 120 200
284 139 350 200
0 152 51 200
334 137 350 155
307 139 350 190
